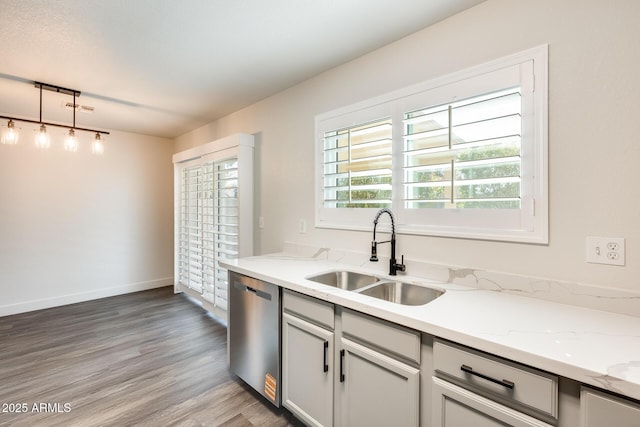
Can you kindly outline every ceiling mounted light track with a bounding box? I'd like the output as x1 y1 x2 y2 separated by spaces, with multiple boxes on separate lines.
1 80 110 154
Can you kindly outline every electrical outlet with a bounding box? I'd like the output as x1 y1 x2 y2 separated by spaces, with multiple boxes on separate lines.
607 251 619 261
586 236 625 266
258 216 264 229
299 219 307 234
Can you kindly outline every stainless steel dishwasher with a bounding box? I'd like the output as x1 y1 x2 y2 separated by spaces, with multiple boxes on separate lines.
228 271 281 407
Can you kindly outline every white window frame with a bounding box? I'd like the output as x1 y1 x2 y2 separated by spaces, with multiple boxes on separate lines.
315 45 548 244
173 133 254 321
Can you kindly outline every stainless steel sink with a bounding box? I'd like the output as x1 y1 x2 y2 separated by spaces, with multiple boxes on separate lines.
359 281 443 306
306 270 380 291
306 270 443 306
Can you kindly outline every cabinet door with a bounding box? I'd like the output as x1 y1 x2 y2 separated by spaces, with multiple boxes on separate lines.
432 377 552 427
282 313 334 427
581 386 640 427
339 337 419 427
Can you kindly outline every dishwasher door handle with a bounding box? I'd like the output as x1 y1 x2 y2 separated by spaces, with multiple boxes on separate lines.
233 282 272 301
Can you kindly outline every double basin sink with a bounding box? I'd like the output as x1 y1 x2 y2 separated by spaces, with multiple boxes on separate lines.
306 270 443 306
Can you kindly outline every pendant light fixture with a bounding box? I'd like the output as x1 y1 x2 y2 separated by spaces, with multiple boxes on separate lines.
92 132 104 155
34 83 50 149
1 119 19 144
64 88 79 152
0 80 109 154
65 129 78 152
35 124 50 148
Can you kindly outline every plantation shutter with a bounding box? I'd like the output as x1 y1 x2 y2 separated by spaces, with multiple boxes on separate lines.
179 165 204 294
403 88 522 209
212 158 239 312
174 133 254 321
322 118 393 209
201 161 215 303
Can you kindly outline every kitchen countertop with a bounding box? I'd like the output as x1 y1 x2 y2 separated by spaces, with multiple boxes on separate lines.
221 253 640 401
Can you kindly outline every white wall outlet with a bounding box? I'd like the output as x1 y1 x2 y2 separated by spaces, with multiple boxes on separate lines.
299 219 307 234
258 216 264 229
586 236 625 266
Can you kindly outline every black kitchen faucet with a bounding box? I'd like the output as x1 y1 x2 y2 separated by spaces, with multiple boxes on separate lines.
370 208 406 276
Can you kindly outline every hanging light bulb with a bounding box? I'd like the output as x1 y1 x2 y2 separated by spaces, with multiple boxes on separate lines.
92 132 104 155
1 120 19 145
64 128 78 152
35 124 50 149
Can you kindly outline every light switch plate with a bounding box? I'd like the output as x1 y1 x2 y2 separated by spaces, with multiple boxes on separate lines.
586 236 625 266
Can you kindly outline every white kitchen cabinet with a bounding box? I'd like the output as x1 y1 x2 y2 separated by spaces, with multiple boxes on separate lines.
337 307 421 427
282 290 335 426
339 337 420 427
432 339 557 427
283 313 334 426
282 291 421 427
581 386 640 427
278 287 638 427
432 377 552 427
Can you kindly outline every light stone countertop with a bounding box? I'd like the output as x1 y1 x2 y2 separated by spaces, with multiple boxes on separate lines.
221 253 640 402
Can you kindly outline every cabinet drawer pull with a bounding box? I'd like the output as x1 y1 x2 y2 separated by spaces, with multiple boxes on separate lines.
323 341 329 373
340 349 345 382
460 364 515 389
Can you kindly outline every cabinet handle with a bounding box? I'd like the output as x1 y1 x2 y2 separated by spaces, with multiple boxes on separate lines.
340 349 345 382
460 364 515 389
323 341 329 373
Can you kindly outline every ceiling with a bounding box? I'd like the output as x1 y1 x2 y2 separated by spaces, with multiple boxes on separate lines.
0 0 485 139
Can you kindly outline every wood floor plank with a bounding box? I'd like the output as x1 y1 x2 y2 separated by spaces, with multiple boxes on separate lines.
0 287 301 427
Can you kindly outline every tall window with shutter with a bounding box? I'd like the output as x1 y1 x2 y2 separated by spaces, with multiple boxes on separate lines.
174 134 253 321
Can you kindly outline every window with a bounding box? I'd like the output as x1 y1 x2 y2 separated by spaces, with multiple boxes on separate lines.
174 134 254 320
316 46 548 243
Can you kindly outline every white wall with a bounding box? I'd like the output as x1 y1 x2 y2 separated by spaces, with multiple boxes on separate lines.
0 127 174 315
174 0 640 293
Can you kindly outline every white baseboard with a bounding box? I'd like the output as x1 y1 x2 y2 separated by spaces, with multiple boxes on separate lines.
0 277 174 317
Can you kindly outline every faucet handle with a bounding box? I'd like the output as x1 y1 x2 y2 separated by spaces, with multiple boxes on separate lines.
396 255 406 272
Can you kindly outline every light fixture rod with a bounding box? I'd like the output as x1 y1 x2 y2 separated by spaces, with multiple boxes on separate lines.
0 115 109 135
34 81 80 97
39 84 43 123
72 91 76 129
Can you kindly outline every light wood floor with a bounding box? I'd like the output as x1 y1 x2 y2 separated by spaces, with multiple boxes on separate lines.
0 287 302 427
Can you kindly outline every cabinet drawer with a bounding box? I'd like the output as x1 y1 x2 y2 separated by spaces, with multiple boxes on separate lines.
341 308 420 364
283 289 334 330
433 339 558 419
